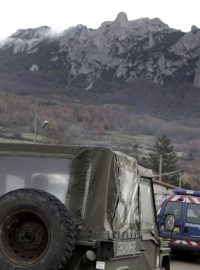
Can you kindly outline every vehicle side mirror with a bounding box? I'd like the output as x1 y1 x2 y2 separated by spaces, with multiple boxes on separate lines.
164 214 175 232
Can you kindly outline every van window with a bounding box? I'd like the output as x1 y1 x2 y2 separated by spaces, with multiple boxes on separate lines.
186 204 200 224
164 201 182 221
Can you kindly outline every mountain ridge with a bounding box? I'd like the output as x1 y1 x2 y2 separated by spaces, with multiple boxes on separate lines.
1 12 200 91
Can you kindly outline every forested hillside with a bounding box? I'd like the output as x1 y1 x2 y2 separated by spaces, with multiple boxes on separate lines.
0 90 200 188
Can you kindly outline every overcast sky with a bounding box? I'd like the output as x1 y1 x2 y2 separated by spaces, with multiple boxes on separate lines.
0 0 200 40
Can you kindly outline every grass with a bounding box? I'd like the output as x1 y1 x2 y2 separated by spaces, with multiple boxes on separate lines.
0 132 49 144
0 137 31 143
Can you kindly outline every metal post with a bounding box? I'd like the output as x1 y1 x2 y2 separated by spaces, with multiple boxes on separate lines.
34 99 38 143
159 154 162 182
179 177 182 188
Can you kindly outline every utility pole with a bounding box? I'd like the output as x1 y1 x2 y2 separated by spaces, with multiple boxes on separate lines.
154 169 183 182
179 178 182 188
34 99 38 143
159 154 162 182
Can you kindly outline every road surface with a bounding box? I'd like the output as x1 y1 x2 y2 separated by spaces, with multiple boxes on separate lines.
171 253 200 270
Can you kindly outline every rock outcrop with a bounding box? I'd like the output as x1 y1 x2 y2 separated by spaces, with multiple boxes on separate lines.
0 12 200 89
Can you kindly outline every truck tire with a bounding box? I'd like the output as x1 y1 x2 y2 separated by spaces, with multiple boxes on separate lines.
0 189 76 270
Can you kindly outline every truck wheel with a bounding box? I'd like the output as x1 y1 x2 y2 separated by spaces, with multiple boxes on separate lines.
0 189 76 270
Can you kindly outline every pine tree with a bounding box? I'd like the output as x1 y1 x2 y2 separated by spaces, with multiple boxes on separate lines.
150 134 179 186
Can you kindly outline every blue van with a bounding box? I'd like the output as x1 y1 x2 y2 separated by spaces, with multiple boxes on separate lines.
157 189 200 252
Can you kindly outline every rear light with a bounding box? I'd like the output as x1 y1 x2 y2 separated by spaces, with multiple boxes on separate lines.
177 197 184 201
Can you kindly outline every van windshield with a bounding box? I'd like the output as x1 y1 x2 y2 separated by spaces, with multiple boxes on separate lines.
164 201 182 221
186 204 200 224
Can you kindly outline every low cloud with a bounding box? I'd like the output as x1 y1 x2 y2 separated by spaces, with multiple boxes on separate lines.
0 26 63 52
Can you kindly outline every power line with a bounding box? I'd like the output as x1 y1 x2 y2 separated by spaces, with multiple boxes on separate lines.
153 169 183 178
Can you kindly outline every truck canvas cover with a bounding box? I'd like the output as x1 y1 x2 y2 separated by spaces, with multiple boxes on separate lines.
0 143 153 240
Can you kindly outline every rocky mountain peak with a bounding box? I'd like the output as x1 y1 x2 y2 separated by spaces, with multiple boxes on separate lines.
191 25 200 34
0 26 58 54
114 12 129 26
11 26 52 40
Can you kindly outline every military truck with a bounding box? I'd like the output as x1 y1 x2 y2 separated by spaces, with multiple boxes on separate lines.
0 143 171 270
